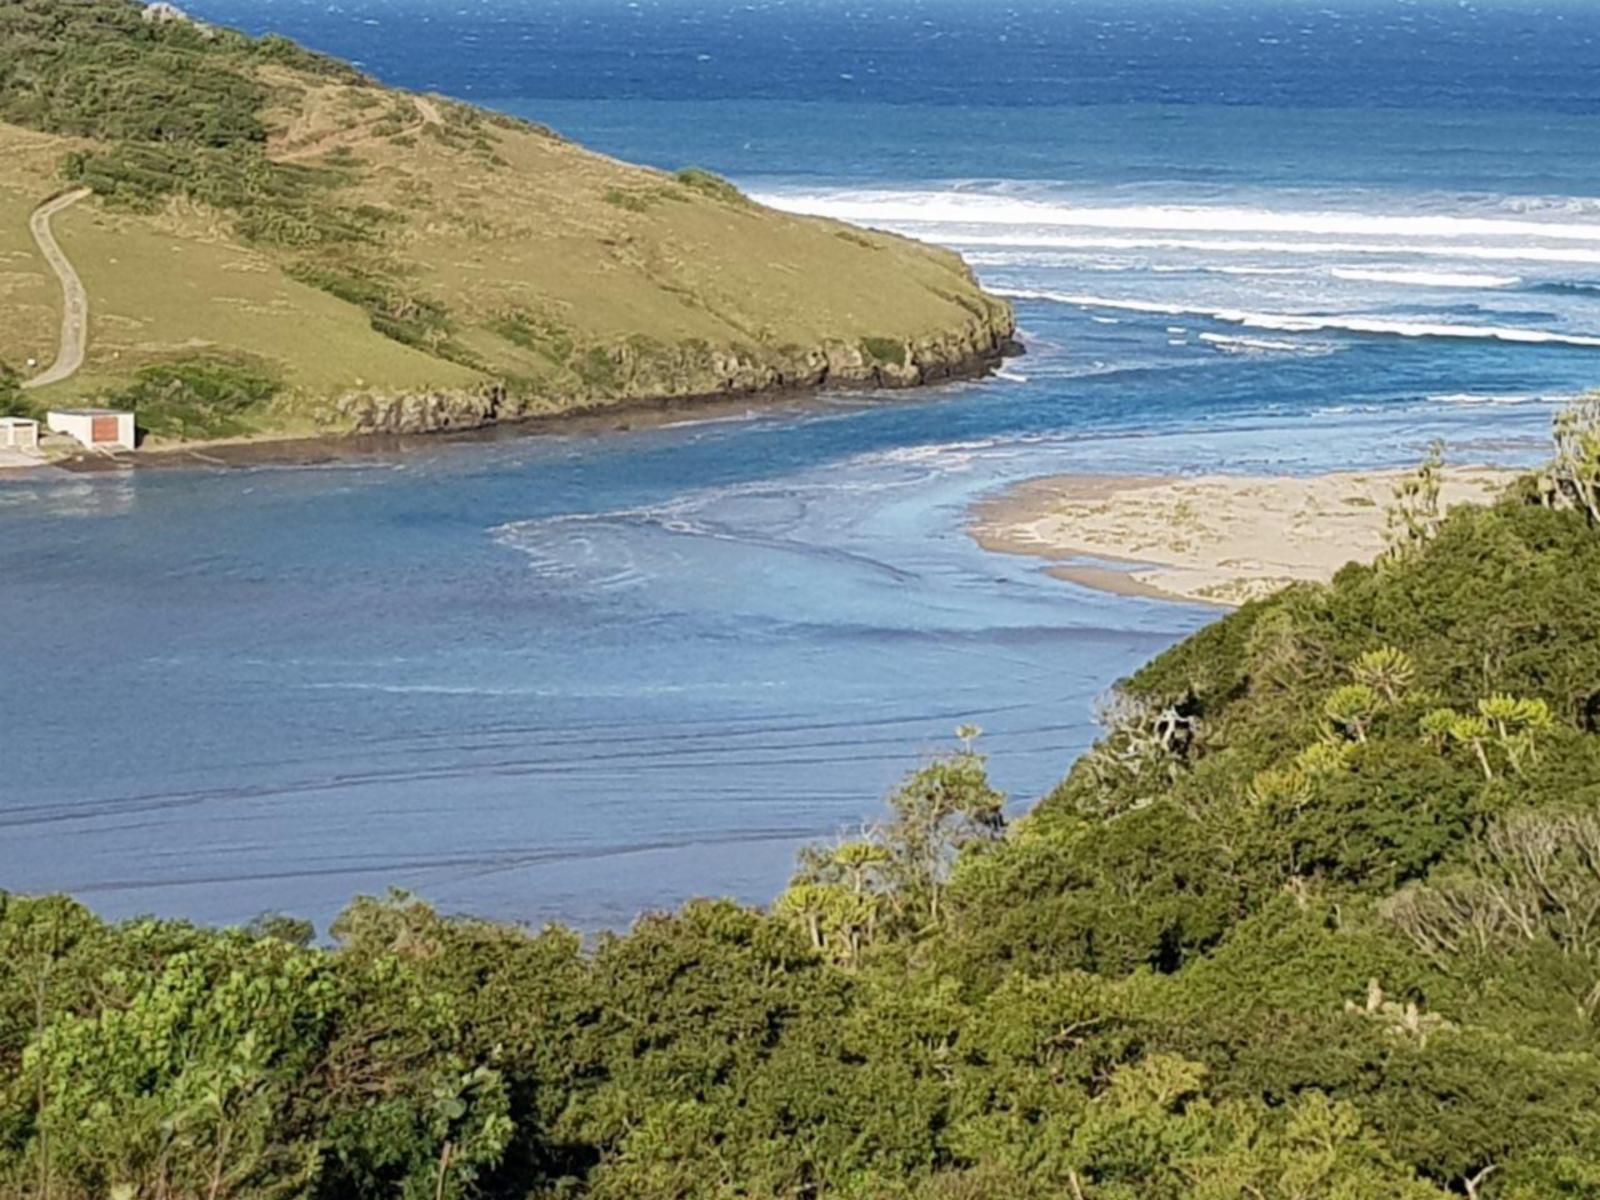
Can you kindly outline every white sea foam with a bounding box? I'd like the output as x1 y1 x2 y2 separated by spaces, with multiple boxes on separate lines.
963 251 1305 277
1330 267 1522 289
849 436 1017 469
1214 266 1302 276
756 190 1600 244
995 288 1600 348
1198 333 1314 354
1427 391 1573 406
947 233 1600 267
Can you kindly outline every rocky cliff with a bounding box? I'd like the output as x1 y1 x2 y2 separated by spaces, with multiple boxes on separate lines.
330 306 1018 436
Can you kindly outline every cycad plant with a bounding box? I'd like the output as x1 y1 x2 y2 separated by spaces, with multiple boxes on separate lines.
1417 695 1554 779
1383 440 1445 560
1323 684 1382 744
1476 694 1555 774
1418 707 1458 753
1352 646 1416 703
1418 709 1496 780
1447 714 1496 780
1246 766 1314 811
1295 740 1355 777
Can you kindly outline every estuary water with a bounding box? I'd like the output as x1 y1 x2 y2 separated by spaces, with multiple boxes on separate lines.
4 0 1600 929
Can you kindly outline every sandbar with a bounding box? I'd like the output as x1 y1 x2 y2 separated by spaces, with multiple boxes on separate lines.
971 467 1519 606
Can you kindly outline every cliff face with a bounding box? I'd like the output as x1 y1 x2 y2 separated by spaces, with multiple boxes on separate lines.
330 306 1018 436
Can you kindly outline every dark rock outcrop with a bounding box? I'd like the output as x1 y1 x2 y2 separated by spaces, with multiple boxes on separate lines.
332 304 1018 437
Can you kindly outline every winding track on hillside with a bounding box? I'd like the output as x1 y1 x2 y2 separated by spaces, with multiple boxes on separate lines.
273 94 443 164
22 187 92 391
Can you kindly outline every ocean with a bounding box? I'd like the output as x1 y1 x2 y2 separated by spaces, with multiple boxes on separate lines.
3 0 1599 929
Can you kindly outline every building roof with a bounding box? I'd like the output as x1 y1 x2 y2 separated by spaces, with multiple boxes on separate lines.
0 416 38 426
47 408 132 417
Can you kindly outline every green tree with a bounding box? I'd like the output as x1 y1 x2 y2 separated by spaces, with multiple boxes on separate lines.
1546 392 1600 525
882 743 1007 928
19 936 334 1200
0 364 32 418
1384 440 1446 560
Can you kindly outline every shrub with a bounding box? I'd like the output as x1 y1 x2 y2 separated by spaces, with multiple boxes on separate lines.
862 336 909 368
602 187 661 213
0 363 35 419
104 355 282 439
674 167 747 204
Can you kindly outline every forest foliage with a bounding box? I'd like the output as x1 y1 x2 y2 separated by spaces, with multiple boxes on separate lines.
5 434 1600 1195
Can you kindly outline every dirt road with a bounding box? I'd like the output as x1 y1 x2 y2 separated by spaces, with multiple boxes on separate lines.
22 187 92 391
273 94 444 163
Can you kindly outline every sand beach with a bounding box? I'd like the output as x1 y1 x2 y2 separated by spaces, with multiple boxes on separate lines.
971 467 1520 606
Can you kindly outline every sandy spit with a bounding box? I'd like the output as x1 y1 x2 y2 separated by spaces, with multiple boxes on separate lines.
971 467 1520 607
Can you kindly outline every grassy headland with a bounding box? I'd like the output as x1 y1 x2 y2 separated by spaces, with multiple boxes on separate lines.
0 0 1014 443
4 408 1600 1199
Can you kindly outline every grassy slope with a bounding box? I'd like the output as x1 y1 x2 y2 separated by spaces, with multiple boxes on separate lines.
47 190 484 398
0 3 1011 442
0 125 65 368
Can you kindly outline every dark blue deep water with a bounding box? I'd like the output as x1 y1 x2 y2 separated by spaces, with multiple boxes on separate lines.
4 0 1600 929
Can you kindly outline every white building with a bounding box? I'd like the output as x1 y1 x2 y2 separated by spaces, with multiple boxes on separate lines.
0 417 39 452
47 408 135 451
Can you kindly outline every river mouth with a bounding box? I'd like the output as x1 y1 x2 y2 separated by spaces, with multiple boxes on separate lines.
0 370 1558 930
7 5 1600 928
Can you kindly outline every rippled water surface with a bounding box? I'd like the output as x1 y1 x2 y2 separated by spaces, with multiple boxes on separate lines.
3 0 1598 928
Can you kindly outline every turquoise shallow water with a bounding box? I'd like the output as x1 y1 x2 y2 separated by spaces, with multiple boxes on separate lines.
3 1 1598 929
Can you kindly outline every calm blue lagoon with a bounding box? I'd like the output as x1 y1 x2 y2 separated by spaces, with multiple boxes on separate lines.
4 0 1600 928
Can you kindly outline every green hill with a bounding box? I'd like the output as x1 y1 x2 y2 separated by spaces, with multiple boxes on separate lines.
0 0 1014 443
5 411 1600 1198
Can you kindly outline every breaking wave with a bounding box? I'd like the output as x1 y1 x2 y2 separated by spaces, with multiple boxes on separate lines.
757 190 1600 244
1330 267 1521 289
1197 332 1331 355
1427 391 1576 406
995 289 1600 349
944 233 1600 268
1527 281 1600 298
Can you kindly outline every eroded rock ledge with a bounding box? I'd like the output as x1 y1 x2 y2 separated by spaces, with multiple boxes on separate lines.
330 309 1019 436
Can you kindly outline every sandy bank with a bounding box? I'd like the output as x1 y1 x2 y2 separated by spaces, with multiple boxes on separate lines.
971 467 1520 606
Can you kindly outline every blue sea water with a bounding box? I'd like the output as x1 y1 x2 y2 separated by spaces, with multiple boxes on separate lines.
4 0 1600 929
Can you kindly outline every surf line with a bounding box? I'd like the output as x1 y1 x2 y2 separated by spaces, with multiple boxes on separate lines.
995 289 1600 349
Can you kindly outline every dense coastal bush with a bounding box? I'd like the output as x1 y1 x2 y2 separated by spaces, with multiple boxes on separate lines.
102 355 283 439
4 418 1600 1198
0 365 32 419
